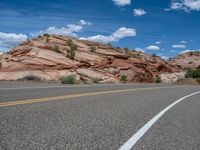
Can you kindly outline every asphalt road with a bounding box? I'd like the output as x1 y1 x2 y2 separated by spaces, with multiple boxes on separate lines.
0 81 200 150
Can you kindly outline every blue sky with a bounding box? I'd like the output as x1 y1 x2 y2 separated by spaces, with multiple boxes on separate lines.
0 0 200 58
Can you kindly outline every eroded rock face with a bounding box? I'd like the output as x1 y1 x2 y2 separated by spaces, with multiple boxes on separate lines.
0 34 180 83
168 52 200 70
161 72 186 84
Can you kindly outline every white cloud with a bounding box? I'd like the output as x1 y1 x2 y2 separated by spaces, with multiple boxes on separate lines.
180 40 187 44
179 49 200 54
135 47 145 53
79 20 92 26
80 27 136 43
161 56 169 60
0 32 27 51
172 44 186 48
133 9 146 17
169 0 200 12
31 20 91 37
112 0 131 6
155 41 162 44
146 45 161 51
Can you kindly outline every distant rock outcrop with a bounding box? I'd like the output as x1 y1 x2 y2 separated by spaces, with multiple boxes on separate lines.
168 52 200 70
0 34 180 83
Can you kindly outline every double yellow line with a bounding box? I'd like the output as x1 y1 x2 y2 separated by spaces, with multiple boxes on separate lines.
0 86 181 107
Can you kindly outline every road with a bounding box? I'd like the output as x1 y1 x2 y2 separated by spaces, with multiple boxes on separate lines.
0 81 200 150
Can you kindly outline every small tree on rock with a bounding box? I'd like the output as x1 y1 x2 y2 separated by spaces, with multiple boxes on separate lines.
120 74 127 83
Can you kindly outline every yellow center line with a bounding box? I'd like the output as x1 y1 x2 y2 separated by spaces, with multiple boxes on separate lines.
0 86 189 107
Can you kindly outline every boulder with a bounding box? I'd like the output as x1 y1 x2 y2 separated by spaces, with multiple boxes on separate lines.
161 72 186 83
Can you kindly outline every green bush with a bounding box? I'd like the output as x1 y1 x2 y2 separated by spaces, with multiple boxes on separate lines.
46 36 49 43
107 43 112 47
67 39 73 47
53 44 59 53
92 78 100 84
197 65 200 70
90 45 97 52
185 68 200 79
60 75 76 84
66 39 77 59
197 78 200 84
18 75 42 81
152 54 157 57
124 48 129 54
192 69 200 78
120 74 127 83
155 77 161 83
43 33 50 37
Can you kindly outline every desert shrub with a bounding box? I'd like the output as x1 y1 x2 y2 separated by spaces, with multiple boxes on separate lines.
155 77 161 83
0 62 2 68
60 75 76 84
90 45 97 52
192 69 200 78
67 48 76 59
188 61 193 64
124 48 129 54
46 36 49 43
43 33 50 42
92 78 100 84
197 65 200 70
66 39 77 59
107 43 112 47
67 39 73 47
185 68 200 79
53 44 59 53
197 78 200 84
152 54 157 57
43 33 50 37
18 75 42 81
185 68 193 78
120 74 127 83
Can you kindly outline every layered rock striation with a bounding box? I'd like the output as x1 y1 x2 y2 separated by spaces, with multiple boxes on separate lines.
0 34 180 83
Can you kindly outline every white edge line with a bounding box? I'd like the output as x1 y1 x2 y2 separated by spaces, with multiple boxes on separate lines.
119 91 200 150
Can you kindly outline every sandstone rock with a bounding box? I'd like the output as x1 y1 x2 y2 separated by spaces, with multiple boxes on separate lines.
168 52 200 70
0 34 183 83
74 51 108 66
161 72 186 83
96 49 127 59
76 68 110 80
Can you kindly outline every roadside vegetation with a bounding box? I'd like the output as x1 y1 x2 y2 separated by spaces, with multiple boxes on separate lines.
185 67 200 79
107 43 112 47
53 44 60 53
155 77 161 83
120 74 127 83
92 78 100 84
66 39 77 59
43 33 50 43
90 45 97 52
152 54 157 57
60 75 76 84
18 75 42 81
124 48 129 55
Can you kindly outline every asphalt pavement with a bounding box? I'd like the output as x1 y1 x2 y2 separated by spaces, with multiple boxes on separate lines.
0 81 200 150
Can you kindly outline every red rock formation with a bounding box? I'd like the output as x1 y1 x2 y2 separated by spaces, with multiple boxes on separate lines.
0 34 180 83
168 52 200 70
